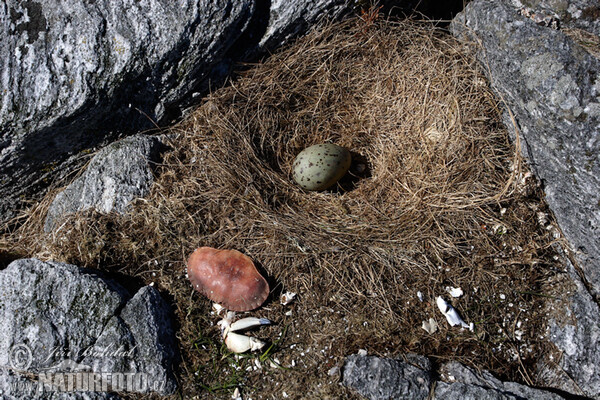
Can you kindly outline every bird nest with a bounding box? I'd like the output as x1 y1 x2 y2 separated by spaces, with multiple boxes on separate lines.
6 17 566 399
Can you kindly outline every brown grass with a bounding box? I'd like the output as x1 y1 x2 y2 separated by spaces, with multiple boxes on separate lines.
2 17 565 399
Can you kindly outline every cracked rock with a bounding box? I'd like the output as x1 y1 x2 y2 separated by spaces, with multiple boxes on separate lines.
0 258 178 398
541 258 600 398
342 353 432 400
44 134 166 233
0 0 373 224
0 0 255 223
436 361 566 399
450 1 600 397
451 0 600 298
341 354 569 400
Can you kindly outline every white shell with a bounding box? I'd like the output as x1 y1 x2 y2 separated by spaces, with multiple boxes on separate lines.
212 303 227 317
446 287 463 298
421 318 438 334
230 317 271 332
225 332 266 353
214 307 270 353
280 291 297 305
436 296 473 331
493 224 507 235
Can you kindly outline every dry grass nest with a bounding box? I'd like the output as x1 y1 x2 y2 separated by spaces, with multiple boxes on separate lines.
3 17 568 399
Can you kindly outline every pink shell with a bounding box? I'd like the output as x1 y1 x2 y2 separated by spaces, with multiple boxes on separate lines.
187 247 269 311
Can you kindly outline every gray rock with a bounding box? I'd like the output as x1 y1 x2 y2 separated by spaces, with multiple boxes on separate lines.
451 0 600 297
451 3 600 396
0 0 391 223
435 382 519 400
0 368 120 399
0 0 256 222
43 134 165 232
514 0 600 35
0 258 177 396
341 354 571 400
435 361 566 400
258 0 353 51
342 353 432 400
541 258 600 398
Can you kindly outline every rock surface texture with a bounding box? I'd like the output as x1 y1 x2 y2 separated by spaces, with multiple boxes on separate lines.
0 0 379 223
452 0 600 297
435 362 566 400
0 258 178 397
258 0 353 51
542 258 600 398
342 354 432 400
514 0 600 35
342 353 567 400
451 1 600 398
0 0 249 221
44 134 165 232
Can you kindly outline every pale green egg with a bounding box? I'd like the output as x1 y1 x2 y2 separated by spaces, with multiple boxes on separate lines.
292 144 351 191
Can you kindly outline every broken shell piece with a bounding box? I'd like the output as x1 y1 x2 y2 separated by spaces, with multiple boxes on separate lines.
217 311 237 334
492 224 507 235
422 318 438 334
225 332 266 353
280 291 297 305
217 310 271 354
229 317 271 332
187 247 269 311
436 296 473 331
445 287 463 298
232 387 242 400
212 303 228 317
357 349 368 357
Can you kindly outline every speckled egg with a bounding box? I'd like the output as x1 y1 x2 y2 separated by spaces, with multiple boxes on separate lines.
292 144 351 191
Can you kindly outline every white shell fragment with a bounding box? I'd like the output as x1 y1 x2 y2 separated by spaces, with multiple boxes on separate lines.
232 387 242 400
225 332 266 353
213 303 226 315
436 296 474 331
421 318 438 334
230 317 271 332
417 291 424 302
217 311 237 334
493 224 507 235
446 287 463 298
215 307 271 354
213 302 232 319
280 291 297 305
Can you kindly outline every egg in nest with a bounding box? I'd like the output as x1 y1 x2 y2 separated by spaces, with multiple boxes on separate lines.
292 143 351 191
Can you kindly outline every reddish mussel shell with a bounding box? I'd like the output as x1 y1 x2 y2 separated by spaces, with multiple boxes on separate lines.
187 247 269 311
